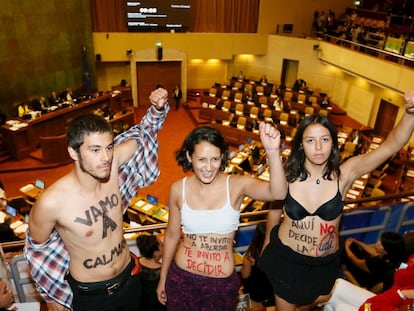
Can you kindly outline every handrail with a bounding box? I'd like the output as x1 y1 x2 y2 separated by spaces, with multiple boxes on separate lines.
344 190 414 205
2 190 413 252
321 34 414 67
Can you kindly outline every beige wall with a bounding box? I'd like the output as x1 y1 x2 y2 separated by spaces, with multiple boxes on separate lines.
93 32 412 129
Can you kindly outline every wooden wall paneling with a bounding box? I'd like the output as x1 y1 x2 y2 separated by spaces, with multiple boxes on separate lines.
136 62 181 106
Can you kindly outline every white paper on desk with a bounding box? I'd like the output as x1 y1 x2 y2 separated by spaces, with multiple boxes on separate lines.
344 204 356 210
348 189 359 196
346 194 357 199
142 203 154 211
353 180 364 185
14 223 28 234
353 184 365 190
134 200 146 208
124 232 139 240
407 170 414 177
10 220 23 230
231 157 243 164
6 120 19 126
258 171 270 182
20 184 34 192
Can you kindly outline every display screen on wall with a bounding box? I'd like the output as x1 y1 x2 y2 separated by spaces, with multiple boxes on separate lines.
127 1 191 32
404 41 414 59
384 37 404 54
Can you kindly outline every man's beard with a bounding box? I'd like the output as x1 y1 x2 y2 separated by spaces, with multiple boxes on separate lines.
78 153 111 182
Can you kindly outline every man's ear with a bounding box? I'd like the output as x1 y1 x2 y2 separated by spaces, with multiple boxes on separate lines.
68 146 79 161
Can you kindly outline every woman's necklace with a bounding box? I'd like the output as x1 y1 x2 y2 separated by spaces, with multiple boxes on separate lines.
316 178 321 185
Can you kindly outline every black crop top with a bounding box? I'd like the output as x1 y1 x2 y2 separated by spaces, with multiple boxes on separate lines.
284 183 343 221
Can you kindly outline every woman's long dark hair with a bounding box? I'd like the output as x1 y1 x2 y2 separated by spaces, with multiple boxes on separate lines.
175 126 229 172
285 113 341 183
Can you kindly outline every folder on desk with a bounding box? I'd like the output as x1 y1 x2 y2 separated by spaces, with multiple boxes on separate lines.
152 208 169 222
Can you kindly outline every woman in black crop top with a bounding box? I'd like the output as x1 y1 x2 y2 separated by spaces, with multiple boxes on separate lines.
259 90 414 311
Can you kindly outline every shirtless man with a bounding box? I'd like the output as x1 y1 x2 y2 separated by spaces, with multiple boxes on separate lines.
25 88 169 311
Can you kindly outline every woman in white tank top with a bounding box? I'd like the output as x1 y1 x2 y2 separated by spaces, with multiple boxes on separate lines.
157 123 287 311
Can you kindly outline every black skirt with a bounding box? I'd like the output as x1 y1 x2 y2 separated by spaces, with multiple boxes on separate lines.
258 225 340 305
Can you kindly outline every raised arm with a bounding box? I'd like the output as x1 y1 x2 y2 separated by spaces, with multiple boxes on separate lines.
342 90 414 184
115 88 170 208
115 87 170 166
241 122 287 202
344 238 370 273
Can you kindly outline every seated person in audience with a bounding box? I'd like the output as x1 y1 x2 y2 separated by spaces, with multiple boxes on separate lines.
320 96 330 108
0 280 14 309
240 222 275 307
136 234 166 311
47 91 60 106
341 232 406 293
17 102 31 118
322 254 414 311
29 97 43 111
273 97 283 111
259 75 268 85
0 215 21 243
0 188 25 243
64 87 74 102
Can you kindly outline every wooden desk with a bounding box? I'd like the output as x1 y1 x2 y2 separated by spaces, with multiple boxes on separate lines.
0 210 28 239
19 184 43 201
1 93 122 160
0 121 33 160
130 196 169 223
109 109 135 134
210 123 260 146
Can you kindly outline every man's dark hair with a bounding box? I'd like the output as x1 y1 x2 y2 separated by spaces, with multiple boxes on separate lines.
66 113 113 152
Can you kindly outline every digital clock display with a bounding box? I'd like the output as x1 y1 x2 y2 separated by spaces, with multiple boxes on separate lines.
126 1 191 32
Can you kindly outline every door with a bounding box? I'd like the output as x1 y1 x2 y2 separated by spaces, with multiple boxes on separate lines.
373 99 398 137
136 61 181 106
280 59 298 89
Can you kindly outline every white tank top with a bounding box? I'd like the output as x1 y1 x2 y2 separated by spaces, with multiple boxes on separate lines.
180 175 240 234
